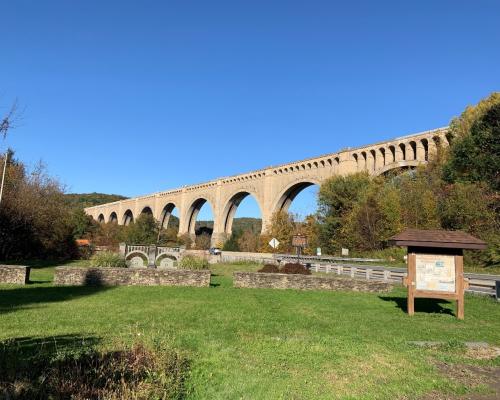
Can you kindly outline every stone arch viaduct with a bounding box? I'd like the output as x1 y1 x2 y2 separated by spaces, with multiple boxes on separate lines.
85 127 450 245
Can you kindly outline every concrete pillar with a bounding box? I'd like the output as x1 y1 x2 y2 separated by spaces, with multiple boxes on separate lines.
374 149 384 170
394 144 404 162
428 139 437 160
366 151 375 173
340 152 358 175
211 232 228 248
440 134 449 147
178 189 189 235
416 141 426 161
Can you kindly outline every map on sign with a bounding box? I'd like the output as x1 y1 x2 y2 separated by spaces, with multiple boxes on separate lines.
415 254 456 292
269 238 280 249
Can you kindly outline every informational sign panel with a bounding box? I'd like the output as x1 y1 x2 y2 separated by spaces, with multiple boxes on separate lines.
341 248 349 256
415 254 456 293
292 235 307 248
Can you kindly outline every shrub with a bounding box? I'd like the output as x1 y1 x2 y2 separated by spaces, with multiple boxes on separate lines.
0 338 189 399
258 264 280 273
90 251 127 268
280 263 311 275
178 255 209 270
257 263 311 275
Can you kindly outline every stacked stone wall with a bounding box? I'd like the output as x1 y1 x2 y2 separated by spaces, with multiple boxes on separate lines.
0 265 30 284
233 272 392 293
54 267 210 287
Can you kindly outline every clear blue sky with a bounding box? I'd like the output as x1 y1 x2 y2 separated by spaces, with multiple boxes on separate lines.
1 1 499 220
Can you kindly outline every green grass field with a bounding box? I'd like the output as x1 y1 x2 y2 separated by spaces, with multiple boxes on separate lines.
1 261 499 399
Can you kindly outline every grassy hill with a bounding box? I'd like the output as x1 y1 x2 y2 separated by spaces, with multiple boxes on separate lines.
195 217 262 234
65 193 128 209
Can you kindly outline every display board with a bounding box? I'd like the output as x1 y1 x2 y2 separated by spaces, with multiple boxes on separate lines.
415 254 456 293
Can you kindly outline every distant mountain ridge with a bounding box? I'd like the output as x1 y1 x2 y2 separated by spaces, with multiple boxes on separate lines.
65 192 128 209
66 194 262 233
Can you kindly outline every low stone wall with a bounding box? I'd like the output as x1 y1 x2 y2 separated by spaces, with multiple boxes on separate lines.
233 272 392 293
0 265 30 285
221 251 275 264
54 267 211 287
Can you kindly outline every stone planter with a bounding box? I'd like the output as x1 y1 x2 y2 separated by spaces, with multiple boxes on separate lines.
0 265 30 285
54 267 210 287
233 272 392 293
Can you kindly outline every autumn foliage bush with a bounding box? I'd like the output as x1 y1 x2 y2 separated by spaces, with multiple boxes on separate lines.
0 340 189 400
257 264 280 273
258 263 310 275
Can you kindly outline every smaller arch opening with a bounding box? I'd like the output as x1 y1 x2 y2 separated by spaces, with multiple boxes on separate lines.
379 148 386 165
97 214 105 224
408 141 417 160
421 139 429 161
399 143 406 160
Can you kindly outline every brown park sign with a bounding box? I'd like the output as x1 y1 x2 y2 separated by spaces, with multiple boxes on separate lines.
389 229 487 320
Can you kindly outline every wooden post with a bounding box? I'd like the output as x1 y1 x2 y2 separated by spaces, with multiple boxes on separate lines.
407 253 416 316
455 255 465 320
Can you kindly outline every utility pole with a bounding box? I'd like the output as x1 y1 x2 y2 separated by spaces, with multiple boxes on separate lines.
0 152 7 205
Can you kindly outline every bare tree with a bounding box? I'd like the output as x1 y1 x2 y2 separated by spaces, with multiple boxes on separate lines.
0 99 21 205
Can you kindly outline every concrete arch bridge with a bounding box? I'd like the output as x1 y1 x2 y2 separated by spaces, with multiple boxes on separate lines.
86 127 450 246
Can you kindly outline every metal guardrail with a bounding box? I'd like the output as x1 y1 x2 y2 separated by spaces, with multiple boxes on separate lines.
308 263 500 296
275 254 387 263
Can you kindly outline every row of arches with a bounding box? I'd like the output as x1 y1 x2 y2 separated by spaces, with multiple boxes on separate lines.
94 181 321 240
351 134 450 173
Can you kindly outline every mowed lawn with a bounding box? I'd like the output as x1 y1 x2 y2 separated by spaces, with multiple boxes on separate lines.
1 262 499 399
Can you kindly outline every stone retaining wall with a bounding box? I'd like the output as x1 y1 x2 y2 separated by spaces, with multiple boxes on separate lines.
233 272 392 293
0 265 30 285
54 267 210 287
221 251 275 264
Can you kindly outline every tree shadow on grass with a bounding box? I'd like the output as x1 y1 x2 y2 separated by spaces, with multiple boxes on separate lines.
0 285 113 315
379 296 455 316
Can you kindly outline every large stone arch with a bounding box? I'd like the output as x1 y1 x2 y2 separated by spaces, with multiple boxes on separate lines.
123 209 134 226
272 178 321 215
140 206 153 216
376 160 422 176
97 213 105 224
220 190 263 235
159 202 179 229
185 197 214 235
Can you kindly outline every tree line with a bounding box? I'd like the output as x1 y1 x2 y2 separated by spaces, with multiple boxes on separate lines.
224 93 500 268
0 93 498 267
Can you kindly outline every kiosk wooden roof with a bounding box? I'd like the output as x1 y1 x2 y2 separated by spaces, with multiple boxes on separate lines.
389 229 487 250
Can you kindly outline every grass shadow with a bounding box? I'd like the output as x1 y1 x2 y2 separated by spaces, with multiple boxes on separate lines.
209 273 222 287
379 296 455 316
0 285 113 315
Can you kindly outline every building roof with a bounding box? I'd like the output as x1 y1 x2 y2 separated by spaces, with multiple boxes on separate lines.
389 229 487 250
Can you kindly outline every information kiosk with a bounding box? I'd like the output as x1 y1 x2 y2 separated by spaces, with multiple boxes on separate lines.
389 229 486 320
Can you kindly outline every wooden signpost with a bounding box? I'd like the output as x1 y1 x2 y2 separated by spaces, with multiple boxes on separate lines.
292 234 308 264
389 229 486 320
